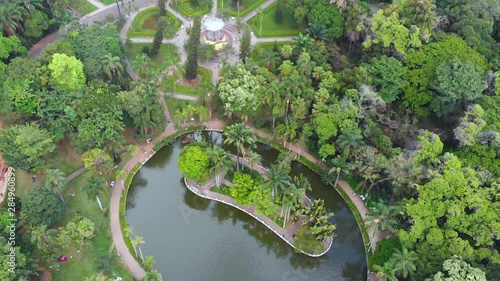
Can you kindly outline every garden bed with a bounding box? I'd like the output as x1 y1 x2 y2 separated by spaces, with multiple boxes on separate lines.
127 7 181 39
170 0 211 18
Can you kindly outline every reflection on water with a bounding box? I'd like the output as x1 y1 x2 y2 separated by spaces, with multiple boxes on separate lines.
126 131 367 281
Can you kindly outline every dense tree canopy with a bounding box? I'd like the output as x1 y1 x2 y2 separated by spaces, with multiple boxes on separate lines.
178 145 210 181
22 188 65 227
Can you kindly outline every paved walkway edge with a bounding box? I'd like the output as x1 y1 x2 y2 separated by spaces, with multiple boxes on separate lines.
184 177 333 257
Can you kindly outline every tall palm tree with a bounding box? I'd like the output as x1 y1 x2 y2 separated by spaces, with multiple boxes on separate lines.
296 52 316 77
22 0 44 17
275 119 297 149
260 50 280 72
131 235 145 258
223 123 256 171
165 57 185 94
265 164 291 198
83 177 105 210
280 44 293 59
364 199 397 242
207 145 232 187
336 130 363 159
328 157 351 188
246 151 261 175
131 53 153 79
390 247 418 279
102 53 124 82
265 82 283 128
308 23 330 41
29 224 57 253
0 2 23 36
45 169 68 209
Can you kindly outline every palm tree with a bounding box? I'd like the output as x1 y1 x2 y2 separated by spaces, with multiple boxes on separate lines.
373 261 397 281
260 50 280 72
102 53 124 81
223 123 256 171
22 0 44 17
165 57 185 94
83 177 105 210
246 151 261 175
265 82 283 128
29 224 57 253
336 130 363 159
390 247 418 279
45 169 68 209
0 2 23 36
280 44 293 59
328 157 351 188
131 235 145 258
265 164 291 198
131 53 152 79
275 119 298 149
296 52 316 77
207 145 232 187
308 23 330 41
364 199 398 243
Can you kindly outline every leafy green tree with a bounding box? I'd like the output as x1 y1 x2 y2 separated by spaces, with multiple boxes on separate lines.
24 10 49 38
72 81 124 152
0 2 22 36
178 145 210 181
336 130 363 159
429 59 486 116
426 255 487 281
57 217 95 263
66 24 124 80
303 0 344 39
403 35 488 116
239 27 251 61
0 34 27 62
223 123 256 171
217 64 265 120
371 237 402 269
362 10 422 54
0 123 57 171
48 53 86 91
3 79 38 115
413 131 443 165
185 17 201 80
22 188 65 226
38 40 75 64
82 148 114 178
230 172 257 205
0 236 38 281
369 56 407 103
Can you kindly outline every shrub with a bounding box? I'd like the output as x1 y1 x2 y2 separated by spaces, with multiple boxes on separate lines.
370 237 402 269
95 253 112 275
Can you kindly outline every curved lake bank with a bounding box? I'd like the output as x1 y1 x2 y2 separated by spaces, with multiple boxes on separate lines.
126 131 367 281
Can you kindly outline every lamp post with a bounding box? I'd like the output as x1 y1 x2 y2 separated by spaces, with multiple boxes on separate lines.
208 93 212 119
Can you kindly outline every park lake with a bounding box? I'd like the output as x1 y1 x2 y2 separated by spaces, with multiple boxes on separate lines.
126 131 367 281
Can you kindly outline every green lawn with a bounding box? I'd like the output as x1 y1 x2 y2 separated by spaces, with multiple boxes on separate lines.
164 67 212 95
125 42 180 73
218 0 267 17
127 7 182 39
165 98 209 128
51 172 134 281
248 2 306 37
100 0 118 4
69 0 98 15
170 1 211 18
251 41 292 60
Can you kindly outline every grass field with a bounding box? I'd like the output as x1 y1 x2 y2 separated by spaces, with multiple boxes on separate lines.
218 0 267 17
100 0 117 4
125 42 180 73
248 2 306 37
164 67 212 96
50 172 134 281
69 0 98 15
127 7 182 39
170 0 211 18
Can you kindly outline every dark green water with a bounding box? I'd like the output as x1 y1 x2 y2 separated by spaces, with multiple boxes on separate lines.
126 131 367 281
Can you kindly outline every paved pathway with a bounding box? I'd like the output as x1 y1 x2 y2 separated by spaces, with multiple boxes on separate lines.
242 0 276 21
29 31 60 58
86 0 106 9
